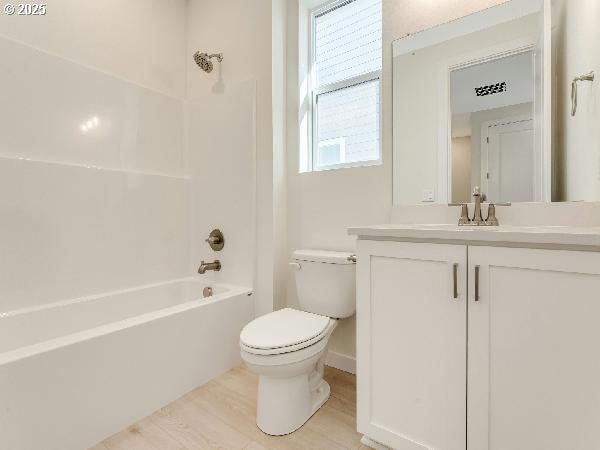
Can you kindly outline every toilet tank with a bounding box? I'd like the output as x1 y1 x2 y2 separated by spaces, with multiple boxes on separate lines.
291 249 356 319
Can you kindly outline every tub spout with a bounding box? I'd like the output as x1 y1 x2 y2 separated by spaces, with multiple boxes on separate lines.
198 260 221 274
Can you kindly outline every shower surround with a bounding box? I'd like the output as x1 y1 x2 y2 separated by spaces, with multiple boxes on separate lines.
0 29 257 450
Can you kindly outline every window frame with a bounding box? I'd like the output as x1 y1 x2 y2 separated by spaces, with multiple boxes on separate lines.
308 0 383 172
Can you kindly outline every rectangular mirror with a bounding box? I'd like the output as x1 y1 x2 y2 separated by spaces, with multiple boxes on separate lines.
393 0 599 205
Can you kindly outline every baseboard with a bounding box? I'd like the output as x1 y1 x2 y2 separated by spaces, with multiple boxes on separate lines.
360 435 392 449
325 350 356 374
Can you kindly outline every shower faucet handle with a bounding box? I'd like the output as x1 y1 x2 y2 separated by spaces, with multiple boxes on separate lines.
205 229 224 251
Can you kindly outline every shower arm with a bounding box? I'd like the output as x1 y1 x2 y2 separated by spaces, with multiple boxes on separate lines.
571 71 594 117
207 53 223 62
199 52 223 62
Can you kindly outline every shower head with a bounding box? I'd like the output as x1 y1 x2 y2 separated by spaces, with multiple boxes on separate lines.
193 51 223 73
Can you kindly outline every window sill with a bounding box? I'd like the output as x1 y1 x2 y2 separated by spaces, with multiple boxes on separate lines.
300 158 383 174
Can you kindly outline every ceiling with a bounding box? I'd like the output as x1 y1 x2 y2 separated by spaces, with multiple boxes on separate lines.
450 51 534 115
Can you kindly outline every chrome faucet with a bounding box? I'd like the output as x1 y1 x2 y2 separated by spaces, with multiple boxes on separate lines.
198 260 221 274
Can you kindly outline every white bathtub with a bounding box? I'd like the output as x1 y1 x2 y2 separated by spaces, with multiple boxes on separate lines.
0 278 254 450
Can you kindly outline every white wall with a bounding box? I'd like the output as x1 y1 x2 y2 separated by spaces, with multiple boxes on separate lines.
186 0 279 317
554 0 600 201
452 136 472 203
285 0 508 361
273 0 290 312
186 82 257 291
0 4 189 312
0 0 187 98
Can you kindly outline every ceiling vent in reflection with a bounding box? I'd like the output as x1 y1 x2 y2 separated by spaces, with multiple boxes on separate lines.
475 81 507 97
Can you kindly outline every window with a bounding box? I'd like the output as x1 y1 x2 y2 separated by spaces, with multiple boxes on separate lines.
308 0 382 171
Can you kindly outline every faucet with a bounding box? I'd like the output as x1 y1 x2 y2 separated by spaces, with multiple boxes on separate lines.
471 186 486 226
449 186 511 226
198 260 221 274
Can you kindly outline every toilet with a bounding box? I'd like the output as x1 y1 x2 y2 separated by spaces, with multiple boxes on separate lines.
239 249 356 436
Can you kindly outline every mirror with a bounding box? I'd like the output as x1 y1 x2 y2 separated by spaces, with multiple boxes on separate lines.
393 0 600 205
450 51 536 203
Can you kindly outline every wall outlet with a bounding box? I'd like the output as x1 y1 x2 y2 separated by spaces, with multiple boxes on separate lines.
422 189 435 202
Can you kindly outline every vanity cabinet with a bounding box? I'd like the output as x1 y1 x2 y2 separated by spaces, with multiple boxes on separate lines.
356 240 600 450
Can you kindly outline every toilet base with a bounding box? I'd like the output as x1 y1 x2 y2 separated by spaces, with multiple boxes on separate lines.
256 364 330 436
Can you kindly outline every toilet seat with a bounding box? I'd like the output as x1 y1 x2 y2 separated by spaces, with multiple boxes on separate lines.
240 308 334 356
241 318 337 368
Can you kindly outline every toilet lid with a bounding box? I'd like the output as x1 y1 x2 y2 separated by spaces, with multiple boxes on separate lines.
240 308 331 351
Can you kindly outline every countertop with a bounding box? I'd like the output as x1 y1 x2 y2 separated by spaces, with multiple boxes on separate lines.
347 224 600 249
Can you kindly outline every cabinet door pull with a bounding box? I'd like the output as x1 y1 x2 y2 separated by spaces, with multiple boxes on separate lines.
453 263 458 299
474 265 480 302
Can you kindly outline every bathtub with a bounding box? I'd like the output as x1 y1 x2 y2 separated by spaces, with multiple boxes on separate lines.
0 278 254 450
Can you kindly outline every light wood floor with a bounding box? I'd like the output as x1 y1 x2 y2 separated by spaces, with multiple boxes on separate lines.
91 365 368 450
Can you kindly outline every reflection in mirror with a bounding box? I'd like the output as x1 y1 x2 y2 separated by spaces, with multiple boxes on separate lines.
393 0 599 205
392 0 546 205
450 51 536 203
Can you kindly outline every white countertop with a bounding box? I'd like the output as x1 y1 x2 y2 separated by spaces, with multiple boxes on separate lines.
347 224 600 249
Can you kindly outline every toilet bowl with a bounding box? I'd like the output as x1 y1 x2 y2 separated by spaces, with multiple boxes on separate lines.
239 250 356 436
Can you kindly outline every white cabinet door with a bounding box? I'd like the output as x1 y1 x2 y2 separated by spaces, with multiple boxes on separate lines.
357 240 467 450
468 246 600 450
